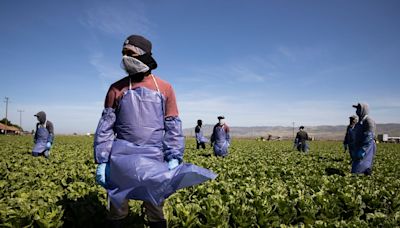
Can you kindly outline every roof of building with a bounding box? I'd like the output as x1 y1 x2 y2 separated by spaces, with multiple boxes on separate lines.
0 122 21 131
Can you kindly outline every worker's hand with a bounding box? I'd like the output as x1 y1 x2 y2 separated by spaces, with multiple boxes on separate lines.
168 159 179 170
96 163 110 188
46 142 52 150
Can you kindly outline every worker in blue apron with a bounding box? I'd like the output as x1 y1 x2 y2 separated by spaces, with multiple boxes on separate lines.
211 116 231 157
351 103 376 175
343 115 358 157
195 119 208 149
94 35 217 227
32 111 54 158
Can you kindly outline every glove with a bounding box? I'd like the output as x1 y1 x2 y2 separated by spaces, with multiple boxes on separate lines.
46 142 52 150
168 159 179 170
96 163 110 187
343 144 347 153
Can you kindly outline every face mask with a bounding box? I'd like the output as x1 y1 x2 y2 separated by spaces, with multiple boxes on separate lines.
135 53 157 70
219 119 225 125
122 55 150 75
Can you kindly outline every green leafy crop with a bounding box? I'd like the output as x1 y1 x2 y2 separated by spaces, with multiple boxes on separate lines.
1 136 399 227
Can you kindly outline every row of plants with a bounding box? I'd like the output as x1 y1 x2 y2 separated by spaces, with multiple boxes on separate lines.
0 136 399 227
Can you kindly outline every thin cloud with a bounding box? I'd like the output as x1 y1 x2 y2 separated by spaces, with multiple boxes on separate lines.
175 55 275 85
89 52 124 89
81 1 152 37
232 66 266 82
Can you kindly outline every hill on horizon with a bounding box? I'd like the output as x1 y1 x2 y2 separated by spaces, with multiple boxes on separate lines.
183 123 400 140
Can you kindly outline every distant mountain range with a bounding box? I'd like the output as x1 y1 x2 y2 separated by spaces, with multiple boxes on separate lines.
183 123 400 140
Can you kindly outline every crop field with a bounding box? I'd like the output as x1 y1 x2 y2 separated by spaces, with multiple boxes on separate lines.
0 135 400 227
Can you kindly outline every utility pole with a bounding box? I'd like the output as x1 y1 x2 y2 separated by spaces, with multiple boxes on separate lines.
4 97 9 134
17 109 24 132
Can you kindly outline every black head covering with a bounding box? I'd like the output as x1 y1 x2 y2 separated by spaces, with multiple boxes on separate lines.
299 126 305 130
124 35 152 53
123 35 157 70
217 116 225 120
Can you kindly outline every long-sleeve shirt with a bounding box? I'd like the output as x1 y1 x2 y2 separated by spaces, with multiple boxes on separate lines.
104 74 178 117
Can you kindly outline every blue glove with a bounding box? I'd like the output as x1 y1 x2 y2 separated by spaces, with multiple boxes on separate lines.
168 159 179 170
96 163 110 187
46 142 52 150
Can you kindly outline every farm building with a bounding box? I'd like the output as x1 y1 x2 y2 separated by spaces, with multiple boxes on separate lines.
0 123 22 135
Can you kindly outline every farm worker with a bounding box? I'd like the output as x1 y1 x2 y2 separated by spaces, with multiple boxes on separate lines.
93 34 217 227
210 116 231 157
195 119 208 149
32 111 54 158
343 115 358 156
294 126 309 152
351 103 376 175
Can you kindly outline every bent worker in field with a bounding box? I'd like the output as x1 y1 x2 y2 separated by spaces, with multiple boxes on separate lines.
210 116 231 157
93 34 217 227
351 103 376 175
195 119 208 149
294 126 309 152
343 115 358 157
32 111 54 158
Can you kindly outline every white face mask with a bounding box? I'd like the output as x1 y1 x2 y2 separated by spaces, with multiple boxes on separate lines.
219 119 225 125
122 55 150 75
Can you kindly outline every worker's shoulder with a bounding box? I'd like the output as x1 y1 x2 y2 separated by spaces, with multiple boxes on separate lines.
109 76 130 90
46 120 54 128
365 116 375 124
223 124 230 132
153 75 173 89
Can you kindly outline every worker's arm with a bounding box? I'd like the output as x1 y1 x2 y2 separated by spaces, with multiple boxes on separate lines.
46 121 54 143
162 85 184 163
34 123 39 143
360 119 375 151
225 125 231 144
94 87 116 164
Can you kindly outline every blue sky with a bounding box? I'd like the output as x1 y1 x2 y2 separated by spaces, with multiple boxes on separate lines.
1 0 399 134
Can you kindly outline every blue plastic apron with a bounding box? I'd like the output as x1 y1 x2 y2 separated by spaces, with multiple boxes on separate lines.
351 121 376 174
107 76 217 207
196 128 209 143
213 126 229 157
32 126 49 154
